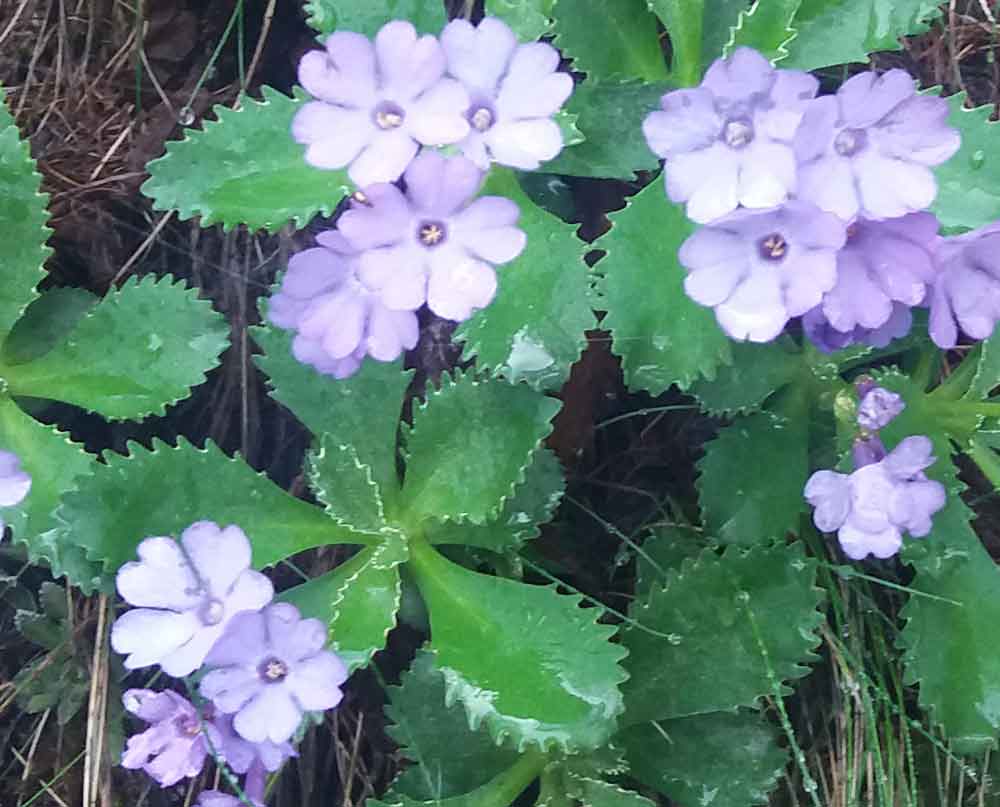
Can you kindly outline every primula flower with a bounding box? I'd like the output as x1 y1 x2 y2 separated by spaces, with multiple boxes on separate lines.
0 450 31 534
200 603 348 745
795 69 960 221
804 436 946 560
440 17 573 170
196 793 263 807
111 522 274 677
292 21 469 186
678 200 846 342
269 232 418 379
214 713 295 774
642 47 818 223
928 223 1000 349
802 302 912 353
857 386 905 432
339 151 526 322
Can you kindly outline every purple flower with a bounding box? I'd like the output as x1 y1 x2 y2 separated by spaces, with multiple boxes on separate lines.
111 522 274 677
195 793 263 807
678 200 846 342
0 450 31 534
214 713 295 774
440 17 573 170
292 21 469 186
928 223 1000 348
795 70 960 221
857 386 905 432
802 302 912 353
200 603 348 744
804 436 946 560
120 689 219 787
642 47 818 223
339 151 526 322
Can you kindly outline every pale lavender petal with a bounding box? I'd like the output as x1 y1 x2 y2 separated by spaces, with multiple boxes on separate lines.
441 17 517 91
407 80 471 145
643 89 721 159
200 666 262 713
701 46 773 105
404 150 481 217
347 129 420 186
205 610 267 667
484 118 563 170
804 470 851 532
427 252 497 321
366 305 419 361
292 104 372 169
375 21 445 99
359 245 428 311
115 536 201 610
838 69 915 128
181 522 251 595
288 654 349 711
111 608 198 670
338 183 411 250
857 387 905 432
233 687 302 744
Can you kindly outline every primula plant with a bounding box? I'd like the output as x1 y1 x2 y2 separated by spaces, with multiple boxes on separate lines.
8 0 1000 805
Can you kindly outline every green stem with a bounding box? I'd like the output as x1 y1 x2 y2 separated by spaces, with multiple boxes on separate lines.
967 436 1000 491
471 750 547 807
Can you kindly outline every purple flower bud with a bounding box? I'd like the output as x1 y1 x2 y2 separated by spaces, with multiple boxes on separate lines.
678 200 846 342
111 522 274 677
852 434 887 468
642 47 818 223
0 450 31 535
340 152 526 322
292 21 470 186
802 302 912 353
795 70 960 221
200 603 348 745
857 386 905 432
928 223 1000 349
441 17 573 170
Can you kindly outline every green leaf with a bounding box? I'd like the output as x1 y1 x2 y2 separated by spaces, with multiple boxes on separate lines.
304 0 447 38
486 0 555 39
402 372 561 525
542 81 670 179
621 542 823 723
597 182 732 393
964 326 1000 399
781 0 939 71
726 0 801 61
3 275 228 420
647 0 704 86
634 526 707 600
428 446 564 551
931 93 1000 231
142 86 351 232
409 539 627 751
308 436 390 536
0 87 51 338
689 339 801 415
386 649 521 800
3 287 97 365
571 778 655 807
456 169 592 390
551 0 666 81
253 321 411 498
54 437 368 585
622 710 788 807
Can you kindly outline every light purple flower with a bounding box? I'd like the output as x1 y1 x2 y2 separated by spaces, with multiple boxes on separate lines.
214 713 295 774
200 603 348 745
642 47 818 223
804 436 946 560
440 17 573 170
195 793 263 807
292 21 470 186
928 223 1000 348
0 450 31 535
678 200 846 342
802 302 912 353
111 522 274 677
795 70 960 221
857 386 905 432
339 151 526 322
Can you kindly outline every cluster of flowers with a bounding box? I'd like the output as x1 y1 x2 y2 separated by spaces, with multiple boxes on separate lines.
274 17 573 378
643 47 1000 350
804 383 946 559
109 521 348 806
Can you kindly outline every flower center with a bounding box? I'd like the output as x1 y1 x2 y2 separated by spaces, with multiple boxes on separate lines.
834 127 867 157
198 598 225 626
418 220 447 248
722 118 754 149
758 232 788 262
373 101 405 130
259 656 289 683
174 714 201 737
468 104 495 132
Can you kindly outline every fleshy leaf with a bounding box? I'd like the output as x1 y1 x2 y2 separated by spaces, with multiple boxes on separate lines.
386 649 521 800
647 0 704 86
304 0 447 38
142 86 351 232
689 339 801 415
2 275 228 420
726 0 801 61
621 542 823 723
3 288 97 365
0 87 51 338
597 181 732 394
456 169 592 390
53 437 369 586
622 710 788 807
308 436 389 535
401 372 561 525
409 539 627 751
485 0 555 39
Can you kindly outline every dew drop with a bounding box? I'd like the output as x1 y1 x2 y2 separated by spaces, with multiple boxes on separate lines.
178 106 195 126
666 633 683 645
971 149 986 170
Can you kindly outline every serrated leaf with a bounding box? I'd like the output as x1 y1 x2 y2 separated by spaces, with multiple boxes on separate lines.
308 436 388 535
597 182 732 393
456 169 592 390
573 778 655 807
726 0 801 61
304 0 447 38
409 540 627 751
142 86 351 232
402 373 561 525
689 339 801 415
702 0 752 64
542 80 670 179
3 288 97 365
386 649 521 800
647 0 704 86
634 526 707 600
931 93 1000 231
781 0 939 71
964 326 1000 399
428 446 564 551
622 710 788 807
54 437 369 586
253 321 411 498
621 542 823 723
0 87 51 337
486 0 554 39
2 275 228 419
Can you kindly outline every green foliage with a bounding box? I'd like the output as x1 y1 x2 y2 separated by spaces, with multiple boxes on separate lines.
622 710 788 807
726 0 801 60
402 372 561 525
304 0 447 38
598 182 731 393
634 526 706 599
456 169 592 390
540 759 655 807
308 437 389 535
689 339 801 415
3 275 228 420
142 87 351 232
647 0 704 86
964 327 1000 399
486 0 555 39
409 539 627 751
621 542 823 723
3 287 97 365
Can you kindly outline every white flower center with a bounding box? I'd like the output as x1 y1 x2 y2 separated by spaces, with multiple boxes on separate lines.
418 220 447 247
260 656 289 682
373 101 405 130
834 127 867 157
723 119 754 149
758 232 788 262
471 106 494 132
